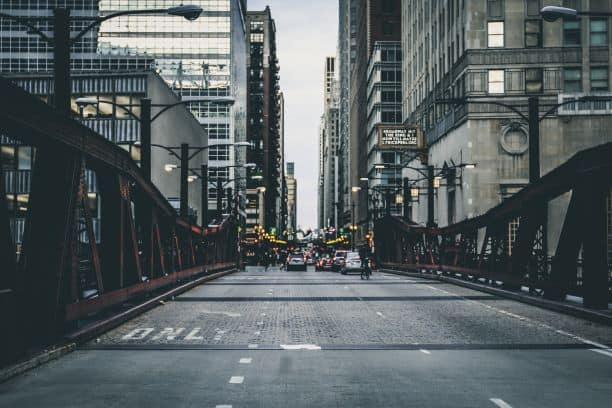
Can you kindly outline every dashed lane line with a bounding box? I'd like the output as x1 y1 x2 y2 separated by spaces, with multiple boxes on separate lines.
424 284 612 359
490 398 513 408
239 358 252 364
420 349 431 355
228 376 244 384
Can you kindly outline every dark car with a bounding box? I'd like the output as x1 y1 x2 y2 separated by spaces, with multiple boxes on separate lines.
286 253 307 271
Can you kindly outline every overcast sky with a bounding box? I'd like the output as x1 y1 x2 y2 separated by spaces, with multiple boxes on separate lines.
248 0 338 229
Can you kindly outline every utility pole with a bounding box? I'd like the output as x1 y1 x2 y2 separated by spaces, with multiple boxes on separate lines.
216 176 223 220
180 143 189 218
351 201 356 251
528 97 540 183
140 98 152 182
402 177 410 221
53 8 71 115
427 165 435 227
201 164 208 225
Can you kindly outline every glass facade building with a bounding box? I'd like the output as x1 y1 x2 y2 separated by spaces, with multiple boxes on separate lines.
98 0 248 215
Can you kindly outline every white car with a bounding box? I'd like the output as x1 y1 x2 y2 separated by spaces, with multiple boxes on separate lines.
341 252 363 275
286 253 307 271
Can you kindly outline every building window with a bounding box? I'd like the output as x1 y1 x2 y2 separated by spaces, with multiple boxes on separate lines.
563 20 581 46
525 0 541 17
564 67 582 92
250 33 264 43
525 20 542 47
591 67 609 91
382 22 393 35
381 152 396 164
209 145 230 161
590 18 609 46
487 0 504 18
488 21 505 47
488 70 505 94
525 68 543 93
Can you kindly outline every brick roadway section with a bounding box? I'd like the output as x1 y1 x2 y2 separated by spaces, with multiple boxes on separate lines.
91 267 612 348
2 266 612 408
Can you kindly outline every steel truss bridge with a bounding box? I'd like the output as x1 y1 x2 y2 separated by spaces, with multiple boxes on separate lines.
376 141 612 310
0 78 239 365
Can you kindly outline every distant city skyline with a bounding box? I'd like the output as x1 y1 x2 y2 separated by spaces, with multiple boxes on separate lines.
248 0 338 229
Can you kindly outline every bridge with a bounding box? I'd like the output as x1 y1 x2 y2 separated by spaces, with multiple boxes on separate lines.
1 78 612 407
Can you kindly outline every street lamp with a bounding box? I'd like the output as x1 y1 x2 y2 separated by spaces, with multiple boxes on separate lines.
539 6 612 23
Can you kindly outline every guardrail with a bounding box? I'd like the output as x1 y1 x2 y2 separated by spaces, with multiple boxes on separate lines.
0 77 239 366
376 142 612 309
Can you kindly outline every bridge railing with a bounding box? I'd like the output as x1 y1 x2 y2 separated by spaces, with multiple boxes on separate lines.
376 142 612 310
0 77 238 365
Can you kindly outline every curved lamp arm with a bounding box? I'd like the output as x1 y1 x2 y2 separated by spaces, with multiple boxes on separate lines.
151 97 235 122
436 98 529 122
0 12 53 43
71 5 203 45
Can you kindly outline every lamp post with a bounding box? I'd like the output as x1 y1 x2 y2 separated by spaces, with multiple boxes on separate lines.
76 96 235 183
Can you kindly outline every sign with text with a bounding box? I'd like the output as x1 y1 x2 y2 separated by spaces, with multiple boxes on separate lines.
377 125 423 150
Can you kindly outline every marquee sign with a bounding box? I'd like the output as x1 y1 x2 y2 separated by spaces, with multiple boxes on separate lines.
377 125 423 150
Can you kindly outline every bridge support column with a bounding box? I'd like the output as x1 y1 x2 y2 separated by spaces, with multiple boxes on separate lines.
20 149 82 343
582 183 609 309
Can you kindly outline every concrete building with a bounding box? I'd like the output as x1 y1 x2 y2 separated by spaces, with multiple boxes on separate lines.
246 7 283 235
337 0 358 229
286 162 297 241
365 41 403 222
98 0 248 221
318 56 341 230
349 0 402 241
2 71 207 247
401 0 612 255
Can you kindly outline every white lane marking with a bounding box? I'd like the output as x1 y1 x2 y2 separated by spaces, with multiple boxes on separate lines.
261 313 267 316
280 344 322 350
254 330 261 335
201 310 241 317
229 376 244 384
121 328 154 340
490 398 513 408
425 284 612 358
239 358 252 364
420 349 431 355
184 328 204 340
257 321 264 325
152 328 185 341
248 344 259 349
376 312 386 318
591 348 612 358
215 405 232 408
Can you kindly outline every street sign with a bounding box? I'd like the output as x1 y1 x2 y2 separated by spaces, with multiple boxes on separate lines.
377 125 423 150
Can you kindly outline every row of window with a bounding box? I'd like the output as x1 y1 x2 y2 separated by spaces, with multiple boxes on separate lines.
487 18 609 48
486 67 609 94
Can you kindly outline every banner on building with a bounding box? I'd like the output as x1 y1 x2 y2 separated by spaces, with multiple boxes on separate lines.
377 125 424 150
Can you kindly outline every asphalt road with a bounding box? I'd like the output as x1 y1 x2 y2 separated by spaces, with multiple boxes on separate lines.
1 266 612 407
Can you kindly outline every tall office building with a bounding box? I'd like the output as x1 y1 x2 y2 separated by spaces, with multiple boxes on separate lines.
365 41 402 222
98 0 248 219
349 0 401 241
320 57 340 230
286 162 297 241
246 7 282 234
401 0 612 255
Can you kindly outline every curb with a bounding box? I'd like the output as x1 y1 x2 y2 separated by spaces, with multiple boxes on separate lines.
0 343 76 383
380 268 612 326
0 267 238 383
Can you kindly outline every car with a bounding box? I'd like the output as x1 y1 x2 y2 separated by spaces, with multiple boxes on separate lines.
316 255 333 271
286 253 307 271
341 252 363 275
332 250 348 272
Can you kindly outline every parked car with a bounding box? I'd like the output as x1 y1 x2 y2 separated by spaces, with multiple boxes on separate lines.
341 252 363 275
286 253 307 271
332 250 348 272
316 255 333 271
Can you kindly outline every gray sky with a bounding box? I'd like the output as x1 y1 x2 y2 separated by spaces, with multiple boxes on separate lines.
248 0 338 229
